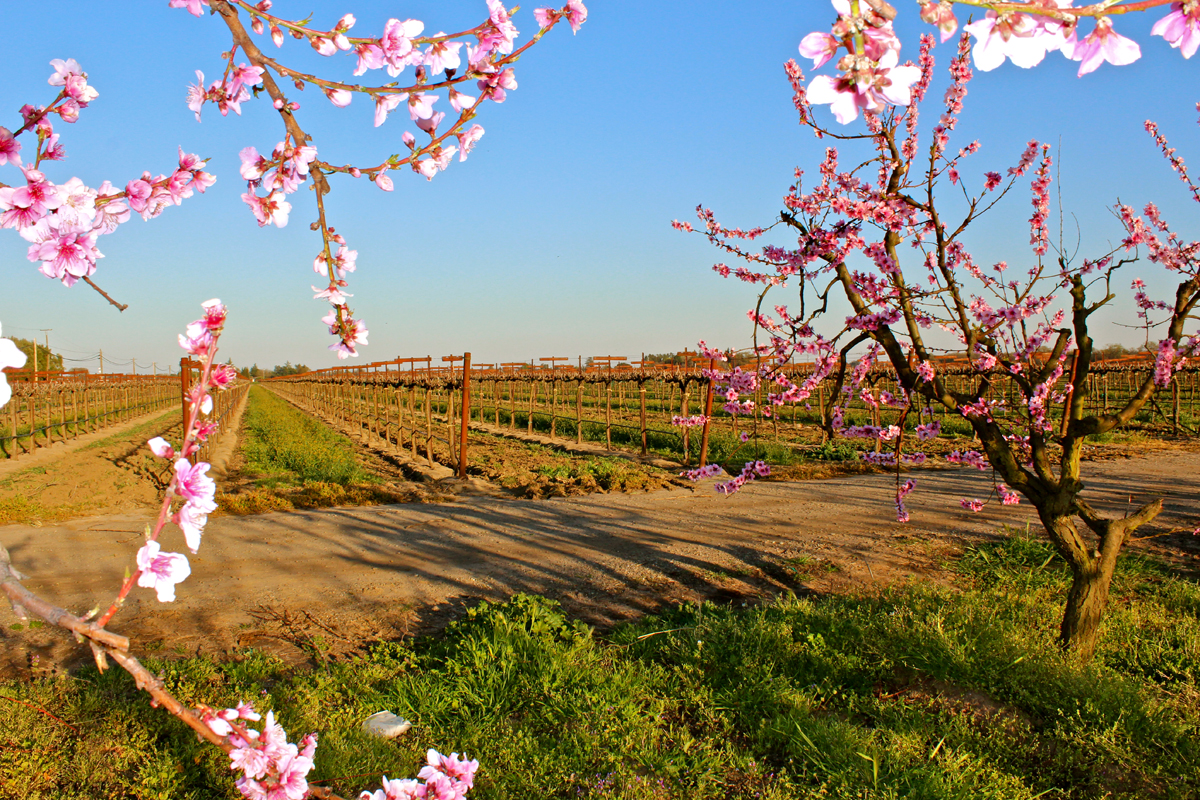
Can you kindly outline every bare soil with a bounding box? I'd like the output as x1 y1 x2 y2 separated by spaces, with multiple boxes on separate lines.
1 426 1198 678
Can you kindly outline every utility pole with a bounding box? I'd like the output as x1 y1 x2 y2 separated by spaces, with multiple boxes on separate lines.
153 362 157 375
99 349 104 375
131 358 136 375
35 329 51 381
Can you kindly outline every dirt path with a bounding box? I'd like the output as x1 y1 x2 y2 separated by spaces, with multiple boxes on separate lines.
2 450 1198 676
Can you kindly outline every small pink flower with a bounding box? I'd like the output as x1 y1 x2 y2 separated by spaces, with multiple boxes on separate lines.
374 93 404 127
1151 2 1200 59
168 0 210 16
457 124 484 161
0 127 20 166
960 498 984 513
136 541 191 602
148 437 175 459
1068 17 1141 76
325 88 353 107
798 32 840 69
174 458 217 511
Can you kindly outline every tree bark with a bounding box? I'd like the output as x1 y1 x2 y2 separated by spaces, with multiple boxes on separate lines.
1059 557 1114 661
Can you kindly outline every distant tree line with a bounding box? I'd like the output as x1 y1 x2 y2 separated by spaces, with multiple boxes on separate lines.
237 362 311 379
8 338 63 372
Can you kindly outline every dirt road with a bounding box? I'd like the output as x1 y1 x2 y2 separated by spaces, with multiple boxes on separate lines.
2 450 1197 676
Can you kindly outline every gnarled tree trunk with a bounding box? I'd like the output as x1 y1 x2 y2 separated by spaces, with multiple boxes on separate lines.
1040 498 1162 661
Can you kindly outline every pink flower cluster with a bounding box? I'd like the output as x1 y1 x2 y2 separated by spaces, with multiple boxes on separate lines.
895 478 916 523
680 463 726 481
997 483 1021 505
715 461 770 495
359 750 480 800
799 0 922 124
1 61 213 287
947 450 989 470
671 414 708 428
136 300 232 604
219 709 317 800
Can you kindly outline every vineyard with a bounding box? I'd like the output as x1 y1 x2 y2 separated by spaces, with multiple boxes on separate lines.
1 362 246 466
264 353 1200 478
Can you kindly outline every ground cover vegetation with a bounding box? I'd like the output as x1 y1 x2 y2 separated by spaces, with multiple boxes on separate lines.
1 531 1196 799
216 386 441 514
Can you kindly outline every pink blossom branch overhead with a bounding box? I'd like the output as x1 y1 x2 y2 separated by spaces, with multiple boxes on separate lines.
173 0 587 359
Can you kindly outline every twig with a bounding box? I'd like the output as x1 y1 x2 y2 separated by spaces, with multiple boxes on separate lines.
82 277 128 312
0 693 81 734
0 544 130 652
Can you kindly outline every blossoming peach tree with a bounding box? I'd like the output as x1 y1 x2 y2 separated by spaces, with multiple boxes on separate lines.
0 2 585 798
677 0 1198 660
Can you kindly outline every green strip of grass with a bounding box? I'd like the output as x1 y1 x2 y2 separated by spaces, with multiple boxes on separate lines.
240 385 371 487
2 532 1196 799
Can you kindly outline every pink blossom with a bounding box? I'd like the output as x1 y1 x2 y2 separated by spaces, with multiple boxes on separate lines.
135 541 191 602
449 87 477 112
477 67 518 103
242 190 291 227
425 36 463 74
415 159 438 180
565 1 588 33
168 0 210 16
919 1 959 43
1152 2 1200 59
374 93 404 127
375 170 394 192
325 88 353 107
960 498 984 513
313 285 352 305
997 484 1020 505
353 43 386 76
187 71 207 120
964 9 1070 72
1068 17 1141 76
148 437 175 459
31 231 100 286
177 501 209 553
174 459 217 510
405 92 437 121
239 146 268 180
311 36 338 56
415 111 445 135
0 127 20 166
457 124 485 161
227 63 265 96
201 298 228 333
230 746 272 781
381 18 425 75
798 32 841 69
58 99 80 123
48 59 99 104
806 50 921 125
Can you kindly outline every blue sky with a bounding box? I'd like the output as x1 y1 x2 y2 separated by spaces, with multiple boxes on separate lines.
0 2 1196 372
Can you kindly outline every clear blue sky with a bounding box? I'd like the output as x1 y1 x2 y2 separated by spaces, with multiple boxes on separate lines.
1 2 1195 372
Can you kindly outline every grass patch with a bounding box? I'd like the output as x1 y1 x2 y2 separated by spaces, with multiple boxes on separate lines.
239 385 371 486
217 387 437 514
78 410 179 452
2 535 1197 799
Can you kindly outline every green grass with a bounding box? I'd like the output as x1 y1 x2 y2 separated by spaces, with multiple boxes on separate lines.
240 385 371 487
1 533 1196 799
